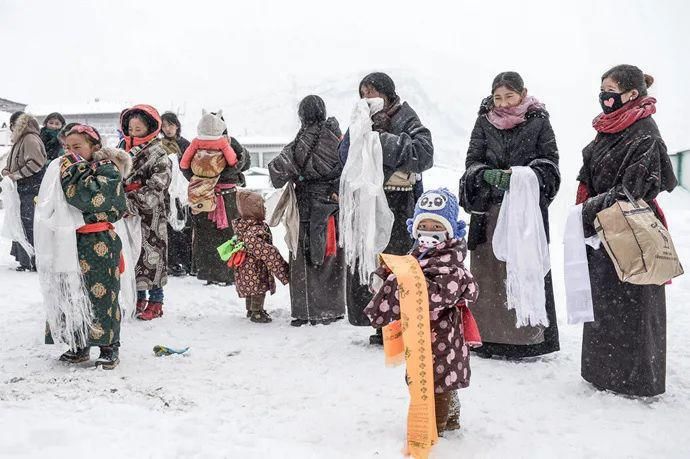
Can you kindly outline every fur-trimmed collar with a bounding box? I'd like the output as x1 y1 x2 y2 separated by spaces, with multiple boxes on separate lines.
11 113 40 143
92 146 133 178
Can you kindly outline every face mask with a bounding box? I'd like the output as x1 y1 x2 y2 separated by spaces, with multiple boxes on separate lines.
599 91 625 114
416 230 448 250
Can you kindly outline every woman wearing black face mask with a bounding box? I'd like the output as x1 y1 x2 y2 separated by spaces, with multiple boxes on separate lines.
576 65 677 397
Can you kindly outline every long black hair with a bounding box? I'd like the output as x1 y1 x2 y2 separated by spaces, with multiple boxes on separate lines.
161 111 182 137
298 95 326 126
292 95 328 170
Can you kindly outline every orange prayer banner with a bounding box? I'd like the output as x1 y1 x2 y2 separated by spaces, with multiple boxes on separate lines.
380 254 438 459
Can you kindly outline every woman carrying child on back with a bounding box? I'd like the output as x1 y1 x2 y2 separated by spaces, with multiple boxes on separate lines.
180 110 251 287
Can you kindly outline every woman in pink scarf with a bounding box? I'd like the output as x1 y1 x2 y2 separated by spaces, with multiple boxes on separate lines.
458 71 561 359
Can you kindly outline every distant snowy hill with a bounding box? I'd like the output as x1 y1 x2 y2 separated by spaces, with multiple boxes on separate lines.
175 71 472 170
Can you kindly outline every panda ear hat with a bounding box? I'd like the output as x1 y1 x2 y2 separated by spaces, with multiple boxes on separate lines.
409 188 462 239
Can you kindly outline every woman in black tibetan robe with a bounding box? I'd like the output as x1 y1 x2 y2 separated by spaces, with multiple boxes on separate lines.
269 95 346 326
459 71 561 359
578 65 676 396
338 72 434 344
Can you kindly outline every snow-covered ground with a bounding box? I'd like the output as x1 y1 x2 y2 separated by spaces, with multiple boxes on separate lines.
1 176 689 459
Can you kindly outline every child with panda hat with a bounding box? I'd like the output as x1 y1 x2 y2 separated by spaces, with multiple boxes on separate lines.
365 188 481 433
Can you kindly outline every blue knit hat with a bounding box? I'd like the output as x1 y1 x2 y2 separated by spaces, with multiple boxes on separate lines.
406 188 467 239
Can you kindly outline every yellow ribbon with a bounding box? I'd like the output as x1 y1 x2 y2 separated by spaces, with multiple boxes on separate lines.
380 253 438 459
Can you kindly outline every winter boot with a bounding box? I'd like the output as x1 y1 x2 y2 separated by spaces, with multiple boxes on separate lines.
59 347 90 364
250 309 272 323
245 298 252 318
138 302 163 321
135 299 148 316
369 328 383 346
445 392 461 431
434 392 452 435
169 264 187 277
95 344 120 370
290 319 309 327
310 316 344 326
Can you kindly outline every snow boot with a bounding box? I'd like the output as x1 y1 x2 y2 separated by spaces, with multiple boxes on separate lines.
169 264 187 277
369 328 383 346
244 298 252 318
250 310 272 323
59 347 90 364
290 319 309 327
95 344 120 370
138 302 163 321
310 316 344 326
135 299 148 316
434 392 452 434
445 392 461 431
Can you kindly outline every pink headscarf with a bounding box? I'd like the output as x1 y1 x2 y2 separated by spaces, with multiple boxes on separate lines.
486 96 546 130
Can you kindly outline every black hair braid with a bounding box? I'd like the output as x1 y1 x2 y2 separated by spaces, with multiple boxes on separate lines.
294 120 325 175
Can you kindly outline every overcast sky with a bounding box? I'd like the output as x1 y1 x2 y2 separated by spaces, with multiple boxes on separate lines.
1 0 688 155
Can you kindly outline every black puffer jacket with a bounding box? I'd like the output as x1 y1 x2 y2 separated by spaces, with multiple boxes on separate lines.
459 97 560 248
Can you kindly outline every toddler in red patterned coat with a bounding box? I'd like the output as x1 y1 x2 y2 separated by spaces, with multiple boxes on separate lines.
231 190 289 323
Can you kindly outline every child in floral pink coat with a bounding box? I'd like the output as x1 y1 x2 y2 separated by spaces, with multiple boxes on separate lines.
231 190 289 323
365 188 480 433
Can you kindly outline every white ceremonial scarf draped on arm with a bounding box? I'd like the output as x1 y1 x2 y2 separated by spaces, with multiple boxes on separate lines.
0 177 34 256
563 204 595 324
339 98 394 284
265 183 300 258
492 166 551 327
33 160 93 351
115 215 141 318
167 153 189 232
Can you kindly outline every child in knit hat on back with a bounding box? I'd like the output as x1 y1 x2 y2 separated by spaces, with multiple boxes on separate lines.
180 110 238 214
364 188 481 434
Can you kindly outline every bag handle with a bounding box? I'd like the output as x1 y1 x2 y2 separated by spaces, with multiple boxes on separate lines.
621 185 640 209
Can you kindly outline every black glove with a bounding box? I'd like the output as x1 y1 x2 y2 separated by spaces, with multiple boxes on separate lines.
371 111 392 133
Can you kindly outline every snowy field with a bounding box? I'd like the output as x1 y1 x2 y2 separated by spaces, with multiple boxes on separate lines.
0 175 689 459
